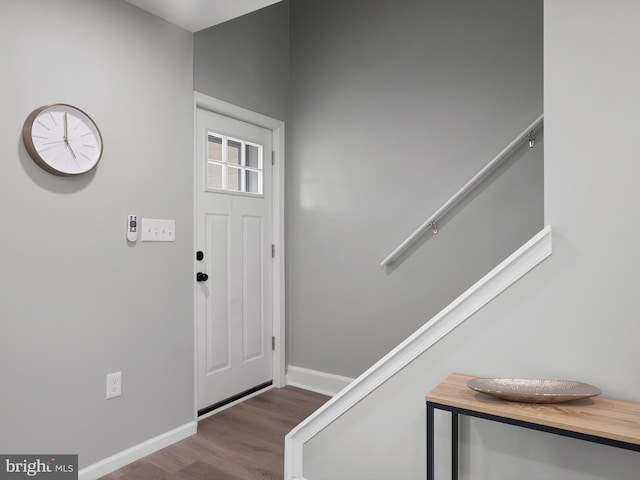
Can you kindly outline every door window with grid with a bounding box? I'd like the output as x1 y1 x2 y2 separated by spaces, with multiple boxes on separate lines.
207 133 263 195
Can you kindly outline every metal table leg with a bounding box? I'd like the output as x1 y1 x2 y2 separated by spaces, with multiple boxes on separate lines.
452 412 459 480
427 403 435 480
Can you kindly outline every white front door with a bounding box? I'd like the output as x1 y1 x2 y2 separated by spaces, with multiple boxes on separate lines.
196 107 273 414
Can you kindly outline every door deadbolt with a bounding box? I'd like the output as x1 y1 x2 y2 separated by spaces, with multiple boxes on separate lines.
196 251 204 261
196 272 209 282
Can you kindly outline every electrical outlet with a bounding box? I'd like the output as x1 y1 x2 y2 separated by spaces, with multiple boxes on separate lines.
106 371 122 399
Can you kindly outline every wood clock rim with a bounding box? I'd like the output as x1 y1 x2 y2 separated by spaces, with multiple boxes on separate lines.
22 103 103 177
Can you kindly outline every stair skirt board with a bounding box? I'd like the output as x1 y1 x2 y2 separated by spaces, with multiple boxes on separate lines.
286 366 355 397
284 226 553 480
78 421 197 480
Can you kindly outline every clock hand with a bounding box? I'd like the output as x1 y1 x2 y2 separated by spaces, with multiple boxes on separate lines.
67 141 77 161
63 111 70 152
63 111 80 164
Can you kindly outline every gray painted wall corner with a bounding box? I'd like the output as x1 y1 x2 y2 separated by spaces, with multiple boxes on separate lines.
286 0 543 378
194 0 290 121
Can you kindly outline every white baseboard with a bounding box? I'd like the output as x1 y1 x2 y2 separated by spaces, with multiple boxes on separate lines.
286 365 354 397
78 421 197 480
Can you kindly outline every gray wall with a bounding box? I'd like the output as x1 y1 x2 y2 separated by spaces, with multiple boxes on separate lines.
194 1 290 121
287 0 543 378
303 1 640 478
0 0 194 468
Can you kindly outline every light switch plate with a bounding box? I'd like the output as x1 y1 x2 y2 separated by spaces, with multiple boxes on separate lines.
141 218 175 242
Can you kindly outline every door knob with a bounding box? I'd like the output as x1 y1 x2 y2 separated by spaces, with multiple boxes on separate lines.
196 272 209 282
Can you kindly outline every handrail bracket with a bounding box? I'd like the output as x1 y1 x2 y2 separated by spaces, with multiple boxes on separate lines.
528 131 535 148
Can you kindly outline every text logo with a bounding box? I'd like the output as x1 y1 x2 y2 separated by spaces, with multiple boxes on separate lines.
0 455 77 479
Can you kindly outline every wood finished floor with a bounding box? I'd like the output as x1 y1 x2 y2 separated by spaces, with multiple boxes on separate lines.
100 387 328 480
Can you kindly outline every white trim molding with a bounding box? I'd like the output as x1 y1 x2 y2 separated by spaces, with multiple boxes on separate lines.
285 226 553 480
78 421 197 480
287 366 355 397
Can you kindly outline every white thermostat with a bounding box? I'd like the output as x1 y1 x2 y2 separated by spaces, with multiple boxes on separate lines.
127 214 137 242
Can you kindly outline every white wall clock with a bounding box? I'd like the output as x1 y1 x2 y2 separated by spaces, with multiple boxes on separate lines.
22 104 103 176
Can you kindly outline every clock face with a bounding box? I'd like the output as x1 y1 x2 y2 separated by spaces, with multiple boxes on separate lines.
23 104 103 176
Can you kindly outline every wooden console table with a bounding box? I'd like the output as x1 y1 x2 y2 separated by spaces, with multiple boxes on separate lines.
426 373 640 480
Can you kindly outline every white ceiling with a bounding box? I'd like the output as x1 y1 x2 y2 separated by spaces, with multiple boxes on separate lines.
124 0 282 32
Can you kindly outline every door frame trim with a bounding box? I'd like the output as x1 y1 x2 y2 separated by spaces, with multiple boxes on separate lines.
193 91 286 420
